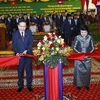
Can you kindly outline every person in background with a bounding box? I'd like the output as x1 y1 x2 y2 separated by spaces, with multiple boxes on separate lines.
73 25 94 90
12 19 33 92
62 14 75 46
29 22 38 35
72 14 81 40
5 15 13 41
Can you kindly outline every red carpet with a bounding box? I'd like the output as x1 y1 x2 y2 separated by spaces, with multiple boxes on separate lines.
0 64 100 100
0 83 100 100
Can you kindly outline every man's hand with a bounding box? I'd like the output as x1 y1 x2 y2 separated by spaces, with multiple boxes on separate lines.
85 56 88 58
71 27 73 30
23 50 27 54
16 53 20 56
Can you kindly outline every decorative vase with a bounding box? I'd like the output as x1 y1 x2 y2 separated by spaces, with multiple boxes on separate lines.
44 60 63 100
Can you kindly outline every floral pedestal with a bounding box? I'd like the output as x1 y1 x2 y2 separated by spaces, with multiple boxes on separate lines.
44 60 63 100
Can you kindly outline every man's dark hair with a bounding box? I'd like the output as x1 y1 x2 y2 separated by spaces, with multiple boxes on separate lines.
18 19 26 25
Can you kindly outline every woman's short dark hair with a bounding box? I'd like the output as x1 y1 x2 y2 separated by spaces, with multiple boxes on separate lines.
80 25 88 31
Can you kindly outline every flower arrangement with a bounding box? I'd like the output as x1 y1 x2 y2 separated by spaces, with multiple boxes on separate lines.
33 32 72 68
0 23 6 29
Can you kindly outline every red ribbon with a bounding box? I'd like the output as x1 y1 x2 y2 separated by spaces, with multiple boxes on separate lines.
68 52 100 60
0 52 100 68
0 54 37 68
0 56 20 68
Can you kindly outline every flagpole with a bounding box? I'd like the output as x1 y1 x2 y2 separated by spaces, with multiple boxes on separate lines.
86 0 89 24
96 1 100 32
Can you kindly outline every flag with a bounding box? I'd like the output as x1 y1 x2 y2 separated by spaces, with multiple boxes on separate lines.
10 0 17 6
81 0 89 10
81 0 85 9
92 0 99 6
57 0 64 4
86 0 89 9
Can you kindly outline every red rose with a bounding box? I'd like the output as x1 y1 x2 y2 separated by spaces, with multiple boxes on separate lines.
52 38 55 41
59 44 63 48
40 49 43 53
52 33 55 37
46 34 50 37
49 43 54 48
41 41 45 45
39 40 44 45
47 37 51 41
64 42 67 47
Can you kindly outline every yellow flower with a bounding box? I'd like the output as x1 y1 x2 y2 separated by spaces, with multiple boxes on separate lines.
39 55 44 61
42 47 45 51
61 47 73 56
33 49 41 55
44 44 49 50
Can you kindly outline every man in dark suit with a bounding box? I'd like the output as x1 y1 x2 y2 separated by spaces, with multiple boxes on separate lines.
5 15 13 41
62 14 75 46
73 14 81 40
55 12 62 35
12 19 33 92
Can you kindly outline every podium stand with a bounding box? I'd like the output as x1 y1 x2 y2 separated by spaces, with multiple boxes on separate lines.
44 60 63 100
0 28 6 50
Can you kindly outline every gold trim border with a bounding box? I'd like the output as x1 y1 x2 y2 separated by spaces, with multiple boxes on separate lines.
0 51 14 55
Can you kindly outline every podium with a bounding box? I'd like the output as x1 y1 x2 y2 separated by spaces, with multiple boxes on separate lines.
0 28 6 50
44 60 63 100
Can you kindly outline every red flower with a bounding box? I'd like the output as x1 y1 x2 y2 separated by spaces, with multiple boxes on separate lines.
59 44 63 48
64 43 67 47
47 37 51 41
40 49 43 53
52 38 55 41
52 33 55 37
49 43 54 48
40 40 45 45
46 34 50 37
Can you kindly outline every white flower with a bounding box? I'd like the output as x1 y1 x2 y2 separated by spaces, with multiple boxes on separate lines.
55 36 57 39
57 39 60 43
38 47 40 49
44 36 47 41
49 41 52 44
59 36 61 38
60 39 64 44
48 33 52 35
53 32 55 35
52 47 54 50
56 47 59 51
37 42 42 47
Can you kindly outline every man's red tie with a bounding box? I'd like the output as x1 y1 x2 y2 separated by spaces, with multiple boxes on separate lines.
21 32 24 41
